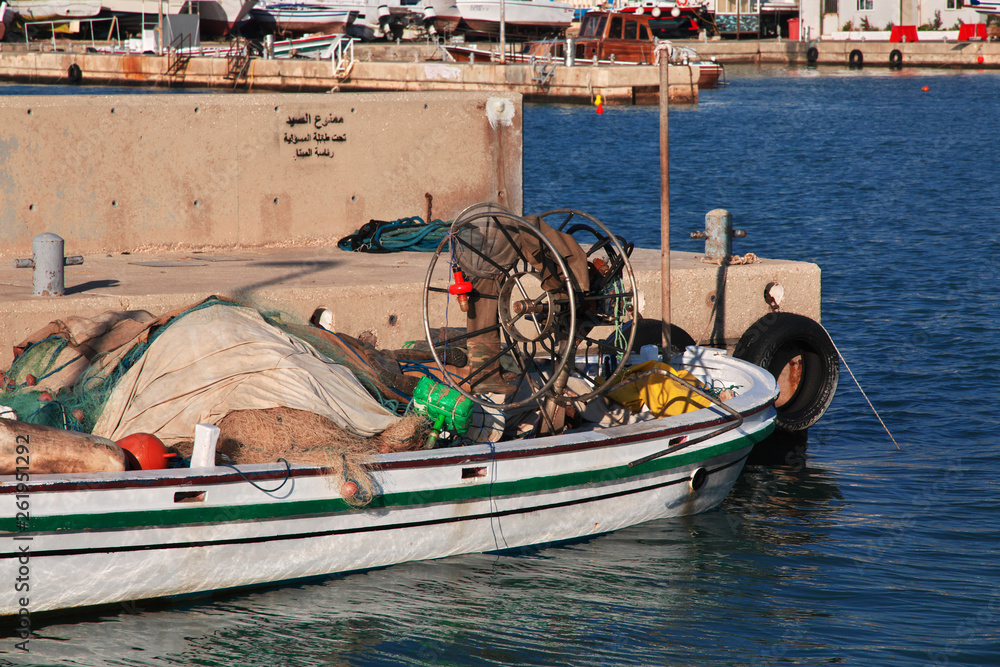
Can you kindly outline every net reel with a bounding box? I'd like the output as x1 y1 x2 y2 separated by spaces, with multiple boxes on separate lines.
421 204 639 422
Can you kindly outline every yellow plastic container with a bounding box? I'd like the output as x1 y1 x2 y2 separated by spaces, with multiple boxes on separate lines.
606 361 711 417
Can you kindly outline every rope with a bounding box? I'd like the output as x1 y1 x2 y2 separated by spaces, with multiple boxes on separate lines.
337 216 450 253
217 457 293 494
823 326 901 450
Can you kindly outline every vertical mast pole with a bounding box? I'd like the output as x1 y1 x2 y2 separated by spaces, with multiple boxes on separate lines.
659 56 671 354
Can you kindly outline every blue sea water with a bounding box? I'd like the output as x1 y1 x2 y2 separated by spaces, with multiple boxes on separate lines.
2 67 1000 666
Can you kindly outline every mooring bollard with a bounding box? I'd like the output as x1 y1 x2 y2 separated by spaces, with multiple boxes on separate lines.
13 233 84 296
690 209 746 264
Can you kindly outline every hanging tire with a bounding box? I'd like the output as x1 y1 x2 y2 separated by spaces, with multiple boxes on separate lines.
806 46 819 64
67 63 83 84
629 318 696 356
848 49 863 68
889 49 903 69
601 319 695 378
734 312 839 432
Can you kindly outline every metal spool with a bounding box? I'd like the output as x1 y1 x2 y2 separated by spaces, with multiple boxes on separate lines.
421 205 638 416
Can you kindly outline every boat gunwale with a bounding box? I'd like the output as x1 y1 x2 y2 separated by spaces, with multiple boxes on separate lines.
0 351 776 495
0 401 772 495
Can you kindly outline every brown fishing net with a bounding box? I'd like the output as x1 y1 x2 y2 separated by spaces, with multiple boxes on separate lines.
173 407 427 507
208 407 426 462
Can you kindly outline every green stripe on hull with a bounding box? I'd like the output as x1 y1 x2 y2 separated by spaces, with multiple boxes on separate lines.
0 426 771 535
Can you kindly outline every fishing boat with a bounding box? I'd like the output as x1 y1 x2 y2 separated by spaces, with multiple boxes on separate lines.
444 10 722 89
0 203 777 616
455 0 573 39
246 1 358 36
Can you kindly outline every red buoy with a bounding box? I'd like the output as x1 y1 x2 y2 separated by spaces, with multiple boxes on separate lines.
341 480 359 498
448 269 473 312
921 85 929 92
117 433 175 470
978 56 985 64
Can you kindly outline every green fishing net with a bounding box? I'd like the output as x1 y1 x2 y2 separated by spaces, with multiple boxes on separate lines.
0 298 405 434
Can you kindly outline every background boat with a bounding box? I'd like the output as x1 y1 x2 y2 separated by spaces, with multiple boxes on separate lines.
7 0 101 20
417 0 460 34
617 1 711 39
0 1 14 38
245 1 357 37
456 0 573 39
191 0 255 37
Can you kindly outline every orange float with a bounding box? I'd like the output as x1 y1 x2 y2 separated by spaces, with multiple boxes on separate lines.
117 433 176 470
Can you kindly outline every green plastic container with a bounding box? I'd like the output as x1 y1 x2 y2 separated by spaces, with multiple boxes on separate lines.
412 377 475 447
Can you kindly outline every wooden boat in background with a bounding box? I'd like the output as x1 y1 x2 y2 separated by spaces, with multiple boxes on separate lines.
572 10 722 87
444 11 723 89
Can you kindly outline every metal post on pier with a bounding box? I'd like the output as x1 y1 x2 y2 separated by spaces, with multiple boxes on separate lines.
499 0 506 64
14 233 84 297
659 56 671 354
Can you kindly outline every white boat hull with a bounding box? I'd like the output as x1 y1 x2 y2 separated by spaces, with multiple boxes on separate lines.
0 349 776 614
8 0 101 20
457 0 572 36
421 0 460 33
250 4 356 36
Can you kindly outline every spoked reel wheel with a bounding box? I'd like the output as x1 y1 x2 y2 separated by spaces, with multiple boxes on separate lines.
422 209 577 409
535 208 638 403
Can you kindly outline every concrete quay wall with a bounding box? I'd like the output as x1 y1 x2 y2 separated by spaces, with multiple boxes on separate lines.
0 51 699 104
0 91 522 258
664 39 1000 67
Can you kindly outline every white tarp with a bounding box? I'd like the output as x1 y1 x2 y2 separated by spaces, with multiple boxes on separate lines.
93 304 399 445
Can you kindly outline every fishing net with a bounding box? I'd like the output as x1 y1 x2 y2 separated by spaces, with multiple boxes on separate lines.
0 299 428 480
337 216 450 253
182 407 427 506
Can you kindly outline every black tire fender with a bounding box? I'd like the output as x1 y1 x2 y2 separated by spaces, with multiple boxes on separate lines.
601 319 696 378
629 318 696 356
806 46 819 64
889 49 903 68
849 49 863 68
734 312 839 432
67 63 83 84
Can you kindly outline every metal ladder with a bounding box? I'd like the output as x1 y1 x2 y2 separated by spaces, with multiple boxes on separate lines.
328 35 357 79
166 33 192 77
225 39 253 87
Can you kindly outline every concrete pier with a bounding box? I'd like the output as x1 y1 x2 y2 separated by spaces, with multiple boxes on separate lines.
0 91 820 368
0 245 820 368
0 49 700 104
